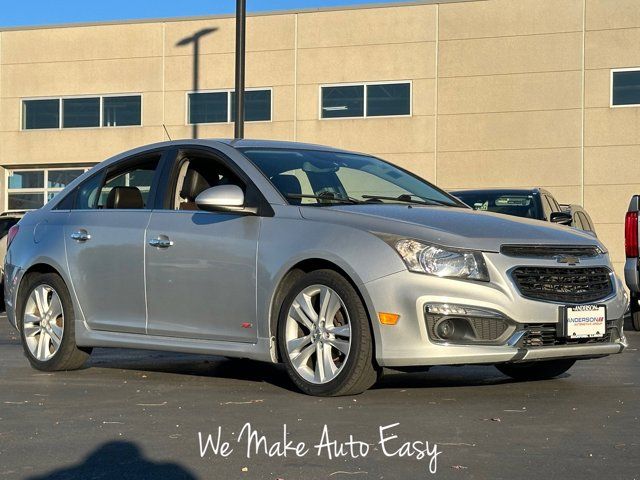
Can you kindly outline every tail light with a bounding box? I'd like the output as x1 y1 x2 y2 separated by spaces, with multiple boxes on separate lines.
625 211 638 257
6 224 19 249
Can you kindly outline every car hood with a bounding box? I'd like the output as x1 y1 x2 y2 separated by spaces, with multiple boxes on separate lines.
299 205 603 253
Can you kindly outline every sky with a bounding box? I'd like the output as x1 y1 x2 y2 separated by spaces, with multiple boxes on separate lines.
0 0 410 28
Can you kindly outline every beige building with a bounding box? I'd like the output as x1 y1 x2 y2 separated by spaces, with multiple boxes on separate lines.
0 0 639 274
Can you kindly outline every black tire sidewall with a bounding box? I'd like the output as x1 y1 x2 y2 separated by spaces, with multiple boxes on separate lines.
277 270 373 396
17 273 78 371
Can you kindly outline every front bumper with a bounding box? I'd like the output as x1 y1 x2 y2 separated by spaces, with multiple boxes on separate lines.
364 266 628 367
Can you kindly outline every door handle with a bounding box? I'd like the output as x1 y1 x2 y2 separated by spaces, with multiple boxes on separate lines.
70 230 91 242
149 236 174 248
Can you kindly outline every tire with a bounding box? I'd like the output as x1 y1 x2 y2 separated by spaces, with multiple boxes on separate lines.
629 295 640 331
17 272 91 371
496 359 576 381
277 269 379 396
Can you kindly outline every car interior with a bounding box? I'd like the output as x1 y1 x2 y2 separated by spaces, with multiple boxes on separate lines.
172 154 244 211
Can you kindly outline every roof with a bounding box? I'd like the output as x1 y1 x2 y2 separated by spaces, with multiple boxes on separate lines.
0 0 484 32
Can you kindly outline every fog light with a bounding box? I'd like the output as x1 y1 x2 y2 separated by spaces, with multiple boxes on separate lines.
436 319 455 339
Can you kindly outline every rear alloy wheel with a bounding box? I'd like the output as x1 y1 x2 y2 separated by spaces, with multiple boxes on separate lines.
18 273 91 371
496 359 576 381
278 270 378 396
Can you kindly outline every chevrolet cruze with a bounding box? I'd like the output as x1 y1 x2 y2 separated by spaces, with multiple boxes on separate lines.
3 140 628 396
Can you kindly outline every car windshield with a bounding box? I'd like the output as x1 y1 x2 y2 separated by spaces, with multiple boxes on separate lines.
240 147 462 207
453 191 540 219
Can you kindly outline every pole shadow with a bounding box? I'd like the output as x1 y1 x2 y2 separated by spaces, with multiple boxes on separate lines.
176 28 218 140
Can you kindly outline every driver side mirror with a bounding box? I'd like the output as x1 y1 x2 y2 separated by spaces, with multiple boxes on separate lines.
550 211 573 226
195 185 256 215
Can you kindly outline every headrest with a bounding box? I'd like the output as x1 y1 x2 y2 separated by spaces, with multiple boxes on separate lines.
106 186 144 209
180 169 211 201
271 174 302 204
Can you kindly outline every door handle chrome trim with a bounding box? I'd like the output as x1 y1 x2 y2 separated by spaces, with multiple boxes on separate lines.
70 230 91 242
149 237 174 248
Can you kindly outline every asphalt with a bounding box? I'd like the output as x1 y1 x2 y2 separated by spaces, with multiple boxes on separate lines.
0 314 638 480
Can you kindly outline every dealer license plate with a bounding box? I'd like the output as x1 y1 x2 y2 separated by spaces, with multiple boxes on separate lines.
564 305 606 339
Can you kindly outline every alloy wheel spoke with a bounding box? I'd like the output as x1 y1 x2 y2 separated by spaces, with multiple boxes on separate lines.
291 343 315 370
315 343 326 383
33 287 49 317
37 331 50 359
326 324 351 338
48 327 62 349
287 334 312 354
326 337 350 355
289 304 315 331
47 293 63 320
296 292 319 323
23 314 42 338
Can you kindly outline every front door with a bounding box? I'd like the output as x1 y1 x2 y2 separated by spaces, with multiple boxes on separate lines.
144 149 260 342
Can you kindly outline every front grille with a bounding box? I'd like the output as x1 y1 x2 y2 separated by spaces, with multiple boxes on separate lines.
501 245 603 259
519 320 616 347
511 266 613 303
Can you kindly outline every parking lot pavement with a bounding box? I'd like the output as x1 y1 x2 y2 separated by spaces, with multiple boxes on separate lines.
0 315 638 480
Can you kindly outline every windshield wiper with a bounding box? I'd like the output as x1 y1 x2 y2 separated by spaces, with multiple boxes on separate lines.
361 194 456 207
286 193 361 205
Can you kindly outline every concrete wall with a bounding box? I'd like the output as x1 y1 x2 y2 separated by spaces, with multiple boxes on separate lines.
0 0 638 274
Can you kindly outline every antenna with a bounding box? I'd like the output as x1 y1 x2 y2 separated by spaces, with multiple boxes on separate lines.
162 124 172 141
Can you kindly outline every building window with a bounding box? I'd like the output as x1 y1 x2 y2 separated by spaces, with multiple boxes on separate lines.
187 89 272 124
231 90 272 122
103 95 142 127
612 69 640 107
63 97 100 128
320 82 411 119
188 92 228 124
22 99 60 130
321 85 364 118
6 167 90 211
22 95 142 129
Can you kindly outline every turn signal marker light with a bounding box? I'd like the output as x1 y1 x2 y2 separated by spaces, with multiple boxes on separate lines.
378 312 400 325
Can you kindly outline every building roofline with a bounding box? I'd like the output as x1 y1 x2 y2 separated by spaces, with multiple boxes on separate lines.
0 0 482 32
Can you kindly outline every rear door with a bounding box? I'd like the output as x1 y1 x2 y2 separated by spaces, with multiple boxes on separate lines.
64 150 166 334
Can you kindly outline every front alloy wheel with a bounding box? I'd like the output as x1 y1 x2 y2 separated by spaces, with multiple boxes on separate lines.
278 269 378 396
284 284 352 384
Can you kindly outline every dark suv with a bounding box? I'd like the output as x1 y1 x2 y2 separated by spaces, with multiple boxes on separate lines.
449 188 574 226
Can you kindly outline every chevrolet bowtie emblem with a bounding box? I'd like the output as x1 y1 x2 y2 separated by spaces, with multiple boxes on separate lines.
554 254 580 265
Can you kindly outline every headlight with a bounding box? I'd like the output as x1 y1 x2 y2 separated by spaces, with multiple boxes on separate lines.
393 239 489 281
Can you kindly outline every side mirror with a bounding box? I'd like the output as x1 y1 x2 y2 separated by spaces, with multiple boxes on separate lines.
195 185 254 214
550 211 573 226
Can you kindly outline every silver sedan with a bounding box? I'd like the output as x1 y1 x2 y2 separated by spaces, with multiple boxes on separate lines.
3 140 627 396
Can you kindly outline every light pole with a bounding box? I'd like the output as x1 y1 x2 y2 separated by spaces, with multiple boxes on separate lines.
234 0 246 139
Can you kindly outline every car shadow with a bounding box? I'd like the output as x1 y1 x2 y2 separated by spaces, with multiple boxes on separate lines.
87 348 535 393
25 440 196 479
